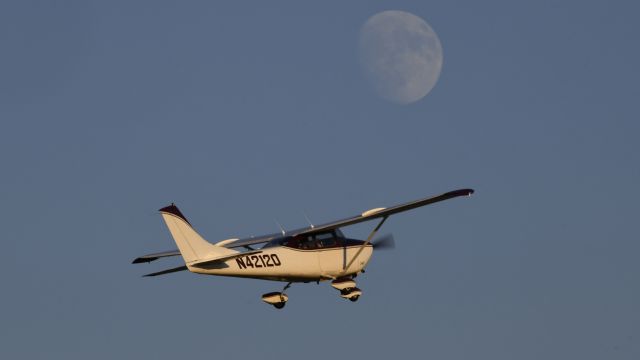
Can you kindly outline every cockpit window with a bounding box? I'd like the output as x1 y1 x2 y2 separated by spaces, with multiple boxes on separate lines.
300 235 315 250
281 231 342 249
315 232 336 247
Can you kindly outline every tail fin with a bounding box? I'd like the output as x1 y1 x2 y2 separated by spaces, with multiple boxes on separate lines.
159 204 236 264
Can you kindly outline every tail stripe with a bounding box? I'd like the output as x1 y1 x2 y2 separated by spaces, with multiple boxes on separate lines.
159 203 191 225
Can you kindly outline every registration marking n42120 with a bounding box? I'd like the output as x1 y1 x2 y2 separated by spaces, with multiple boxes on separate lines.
236 254 282 269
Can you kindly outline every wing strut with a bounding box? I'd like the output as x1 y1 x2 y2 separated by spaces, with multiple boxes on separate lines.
343 216 388 272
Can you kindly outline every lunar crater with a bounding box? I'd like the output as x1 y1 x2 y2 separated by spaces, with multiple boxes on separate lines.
359 10 443 104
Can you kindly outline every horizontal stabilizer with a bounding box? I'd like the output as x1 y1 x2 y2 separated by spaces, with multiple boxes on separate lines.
143 265 188 277
132 250 181 264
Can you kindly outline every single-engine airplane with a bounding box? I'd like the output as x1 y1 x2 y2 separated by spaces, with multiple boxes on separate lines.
133 188 474 309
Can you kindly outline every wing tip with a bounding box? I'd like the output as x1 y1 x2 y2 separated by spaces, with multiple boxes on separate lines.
451 188 474 197
132 257 154 264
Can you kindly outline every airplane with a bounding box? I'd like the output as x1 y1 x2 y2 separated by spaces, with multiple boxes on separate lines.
133 188 474 309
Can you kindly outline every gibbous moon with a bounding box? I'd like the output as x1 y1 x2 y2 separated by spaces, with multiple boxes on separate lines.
359 10 443 104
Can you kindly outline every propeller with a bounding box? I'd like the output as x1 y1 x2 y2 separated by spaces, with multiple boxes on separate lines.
371 233 395 250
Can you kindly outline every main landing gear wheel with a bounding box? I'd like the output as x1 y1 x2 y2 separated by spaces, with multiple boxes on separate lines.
273 302 286 309
262 282 292 310
349 295 360 302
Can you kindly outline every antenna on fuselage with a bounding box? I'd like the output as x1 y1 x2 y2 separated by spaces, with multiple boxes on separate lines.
303 211 315 229
275 219 286 236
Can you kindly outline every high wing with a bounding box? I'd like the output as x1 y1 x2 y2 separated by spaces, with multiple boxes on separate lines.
290 188 474 237
219 232 283 249
221 188 474 243
134 188 474 264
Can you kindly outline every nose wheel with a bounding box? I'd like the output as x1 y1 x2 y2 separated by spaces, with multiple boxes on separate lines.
339 287 362 301
332 278 362 302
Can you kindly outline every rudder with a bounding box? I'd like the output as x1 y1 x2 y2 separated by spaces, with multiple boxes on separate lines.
159 204 235 264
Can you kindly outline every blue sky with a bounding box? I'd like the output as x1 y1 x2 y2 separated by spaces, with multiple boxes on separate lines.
1 1 639 359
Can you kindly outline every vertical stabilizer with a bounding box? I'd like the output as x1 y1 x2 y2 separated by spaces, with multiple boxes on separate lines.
159 204 235 264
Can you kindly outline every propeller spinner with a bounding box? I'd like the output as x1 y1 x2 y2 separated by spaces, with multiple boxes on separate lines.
372 233 395 250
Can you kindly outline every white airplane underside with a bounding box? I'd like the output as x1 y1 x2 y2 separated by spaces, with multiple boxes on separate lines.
133 188 474 309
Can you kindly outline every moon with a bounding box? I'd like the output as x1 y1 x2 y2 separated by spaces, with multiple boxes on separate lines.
359 10 443 104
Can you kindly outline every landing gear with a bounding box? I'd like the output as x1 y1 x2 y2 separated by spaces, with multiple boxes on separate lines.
262 282 292 310
339 287 362 301
332 278 363 302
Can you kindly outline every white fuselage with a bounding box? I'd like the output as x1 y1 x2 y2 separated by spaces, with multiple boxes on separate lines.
187 245 374 282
